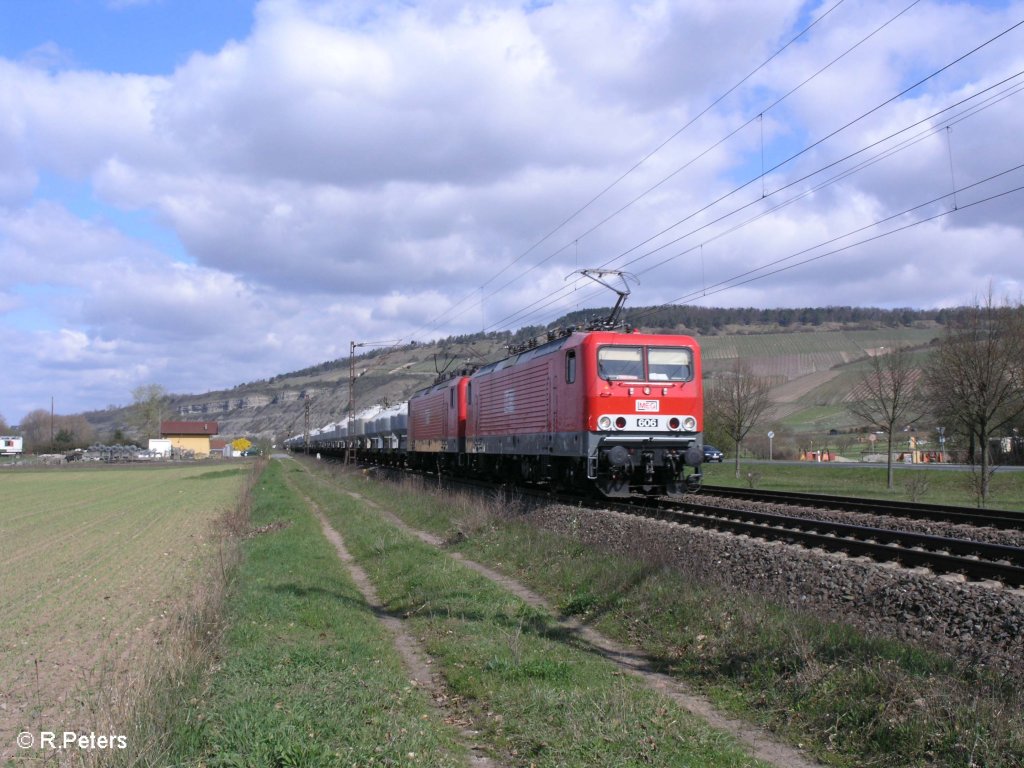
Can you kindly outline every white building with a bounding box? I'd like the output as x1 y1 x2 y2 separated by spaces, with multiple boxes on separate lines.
1 436 24 456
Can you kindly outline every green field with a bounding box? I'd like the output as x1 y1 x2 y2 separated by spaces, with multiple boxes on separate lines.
699 327 939 362
0 463 250 763
697 327 944 446
700 460 1024 510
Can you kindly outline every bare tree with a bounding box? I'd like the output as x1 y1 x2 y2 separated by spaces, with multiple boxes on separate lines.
18 409 96 452
18 409 51 452
924 294 1024 505
847 344 925 490
705 361 773 479
131 383 169 440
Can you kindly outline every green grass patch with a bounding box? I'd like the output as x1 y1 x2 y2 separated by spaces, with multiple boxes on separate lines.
161 460 467 767
188 467 252 480
778 405 857 431
299 463 768 768
700 461 1024 511
328 467 1024 768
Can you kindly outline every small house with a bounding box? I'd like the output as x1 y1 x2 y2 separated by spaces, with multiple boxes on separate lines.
160 421 219 458
210 438 232 458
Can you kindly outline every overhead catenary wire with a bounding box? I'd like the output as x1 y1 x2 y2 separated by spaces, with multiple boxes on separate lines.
407 0 854 343
597 20 1024 271
635 176 1024 318
477 71 1024 335
412 0 938 340
403 9 1023 353
421 5 1024 342
491 160 1024 344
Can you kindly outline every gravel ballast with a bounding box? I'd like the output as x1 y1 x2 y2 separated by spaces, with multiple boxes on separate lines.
520 502 1024 676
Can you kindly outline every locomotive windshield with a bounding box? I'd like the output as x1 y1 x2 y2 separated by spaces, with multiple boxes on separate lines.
598 345 693 382
598 346 644 380
648 347 692 381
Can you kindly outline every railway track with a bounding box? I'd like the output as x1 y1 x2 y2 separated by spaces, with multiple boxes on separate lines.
641 496 1024 587
350 462 1024 587
700 485 1024 530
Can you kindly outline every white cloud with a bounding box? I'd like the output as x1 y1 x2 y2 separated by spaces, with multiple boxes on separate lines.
1 0 1023 420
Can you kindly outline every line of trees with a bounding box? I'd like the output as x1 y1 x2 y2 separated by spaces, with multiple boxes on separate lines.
704 293 1024 505
14 410 97 453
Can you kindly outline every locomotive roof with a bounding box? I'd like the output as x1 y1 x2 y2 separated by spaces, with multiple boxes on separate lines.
483 328 703 377
474 331 577 376
410 329 698 394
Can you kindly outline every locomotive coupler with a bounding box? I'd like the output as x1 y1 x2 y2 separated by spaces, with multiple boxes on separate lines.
641 451 655 483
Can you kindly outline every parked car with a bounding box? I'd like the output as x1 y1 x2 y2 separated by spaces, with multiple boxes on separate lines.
702 444 724 462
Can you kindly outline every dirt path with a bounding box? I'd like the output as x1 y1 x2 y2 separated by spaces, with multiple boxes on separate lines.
285 478 503 768
341 486 824 768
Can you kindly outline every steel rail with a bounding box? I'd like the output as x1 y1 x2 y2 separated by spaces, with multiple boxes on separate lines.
640 498 1024 586
700 486 1024 530
341 460 1024 586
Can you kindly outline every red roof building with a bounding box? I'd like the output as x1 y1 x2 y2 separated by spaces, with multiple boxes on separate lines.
160 421 219 457
161 421 219 436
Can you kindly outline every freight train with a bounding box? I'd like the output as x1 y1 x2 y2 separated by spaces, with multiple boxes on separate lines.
286 326 705 496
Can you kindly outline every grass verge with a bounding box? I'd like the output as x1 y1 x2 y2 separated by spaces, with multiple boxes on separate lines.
295 461 770 768
156 458 467 767
321 465 1024 768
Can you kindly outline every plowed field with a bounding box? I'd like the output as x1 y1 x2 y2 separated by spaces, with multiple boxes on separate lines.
0 463 247 761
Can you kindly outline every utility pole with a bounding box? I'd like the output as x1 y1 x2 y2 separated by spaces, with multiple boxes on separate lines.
348 341 358 416
303 396 310 454
348 339 403 415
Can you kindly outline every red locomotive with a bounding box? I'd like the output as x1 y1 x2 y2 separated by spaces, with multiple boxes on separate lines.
462 329 704 496
405 327 704 496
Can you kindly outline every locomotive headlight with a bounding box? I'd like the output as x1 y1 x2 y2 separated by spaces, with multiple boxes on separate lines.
682 416 698 431
598 415 613 431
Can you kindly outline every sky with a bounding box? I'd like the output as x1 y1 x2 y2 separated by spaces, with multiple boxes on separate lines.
1 0 1023 422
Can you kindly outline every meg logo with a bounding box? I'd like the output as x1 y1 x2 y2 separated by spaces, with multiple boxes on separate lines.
635 400 660 413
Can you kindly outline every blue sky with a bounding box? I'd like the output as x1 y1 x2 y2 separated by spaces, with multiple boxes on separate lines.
0 0 254 74
1 0 1022 426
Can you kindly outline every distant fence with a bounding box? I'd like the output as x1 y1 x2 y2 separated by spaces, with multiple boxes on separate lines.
68 444 197 463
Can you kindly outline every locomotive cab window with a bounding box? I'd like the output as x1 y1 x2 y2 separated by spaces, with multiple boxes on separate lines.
598 346 643 380
648 347 692 381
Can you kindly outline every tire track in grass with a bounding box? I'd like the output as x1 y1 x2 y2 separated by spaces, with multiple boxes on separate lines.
335 483 822 768
283 469 506 768
171 460 469 768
